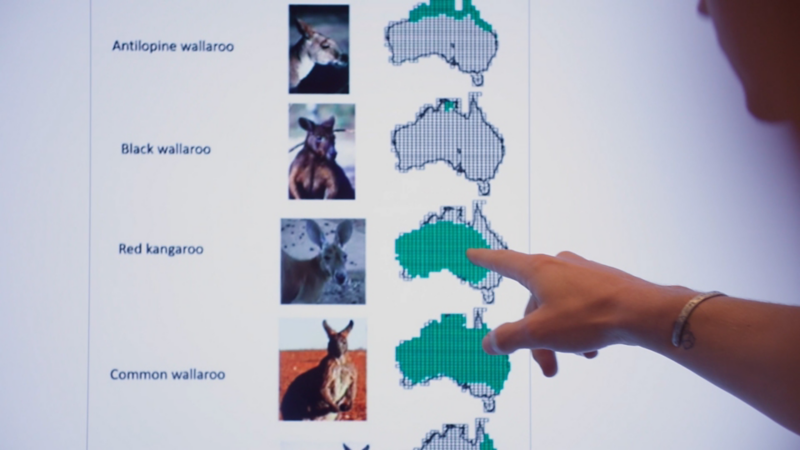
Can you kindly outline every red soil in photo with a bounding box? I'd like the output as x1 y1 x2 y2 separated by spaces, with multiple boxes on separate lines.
279 350 367 421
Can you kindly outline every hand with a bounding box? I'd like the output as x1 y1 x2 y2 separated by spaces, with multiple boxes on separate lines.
466 249 695 377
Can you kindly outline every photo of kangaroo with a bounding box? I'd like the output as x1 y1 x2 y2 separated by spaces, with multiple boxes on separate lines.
288 104 355 200
281 218 365 305
279 318 367 421
289 5 349 94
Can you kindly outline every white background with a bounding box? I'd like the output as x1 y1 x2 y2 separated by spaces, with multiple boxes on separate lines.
2 1 800 449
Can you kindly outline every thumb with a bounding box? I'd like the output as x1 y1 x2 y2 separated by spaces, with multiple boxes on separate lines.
483 314 542 355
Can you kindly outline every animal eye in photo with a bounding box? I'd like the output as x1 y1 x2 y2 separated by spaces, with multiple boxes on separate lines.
321 41 330 49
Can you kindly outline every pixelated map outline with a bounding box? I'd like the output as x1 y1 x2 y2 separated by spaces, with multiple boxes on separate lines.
397 200 508 304
384 7 499 86
396 308 508 412
391 93 505 197
416 418 493 450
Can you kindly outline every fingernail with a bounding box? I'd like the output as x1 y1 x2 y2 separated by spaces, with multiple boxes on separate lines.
483 331 501 355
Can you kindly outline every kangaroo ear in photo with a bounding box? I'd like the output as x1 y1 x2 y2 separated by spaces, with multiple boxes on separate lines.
320 116 335 130
305 220 326 248
340 320 354 337
343 446 351 450
298 117 315 132
334 220 353 246
323 320 337 337
294 18 315 38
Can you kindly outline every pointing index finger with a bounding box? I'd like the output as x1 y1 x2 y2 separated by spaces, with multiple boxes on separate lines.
466 248 532 285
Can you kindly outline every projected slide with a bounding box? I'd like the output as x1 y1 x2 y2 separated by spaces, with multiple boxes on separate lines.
86 0 529 448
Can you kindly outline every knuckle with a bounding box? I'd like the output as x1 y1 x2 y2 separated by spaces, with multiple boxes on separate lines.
529 254 556 273
528 254 548 270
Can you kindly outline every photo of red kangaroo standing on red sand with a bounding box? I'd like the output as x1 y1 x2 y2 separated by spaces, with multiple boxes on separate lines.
279 318 367 421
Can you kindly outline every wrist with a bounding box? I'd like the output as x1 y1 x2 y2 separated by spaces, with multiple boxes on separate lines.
612 283 699 351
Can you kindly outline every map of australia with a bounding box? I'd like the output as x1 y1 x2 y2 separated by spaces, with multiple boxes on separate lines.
392 93 504 196
396 309 510 412
386 0 498 86
416 419 496 450
395 201 506 304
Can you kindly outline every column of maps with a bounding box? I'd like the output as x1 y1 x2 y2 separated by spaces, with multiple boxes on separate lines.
385 2 507 448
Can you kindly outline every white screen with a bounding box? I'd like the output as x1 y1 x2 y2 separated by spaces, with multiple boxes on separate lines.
2 1 800 449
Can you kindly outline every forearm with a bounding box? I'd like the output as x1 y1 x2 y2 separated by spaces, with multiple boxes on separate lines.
320 382 339 410
622 286 800 434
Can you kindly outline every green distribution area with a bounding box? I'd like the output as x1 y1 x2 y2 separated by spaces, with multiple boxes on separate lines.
443 100 457 112
409 0 494 33
395 221 490 284
395 314 510 393
481 434 496 450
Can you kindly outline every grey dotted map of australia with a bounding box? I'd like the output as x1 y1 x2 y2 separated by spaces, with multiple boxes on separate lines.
386 0 499 86
392 93 505 196
415 419 497 450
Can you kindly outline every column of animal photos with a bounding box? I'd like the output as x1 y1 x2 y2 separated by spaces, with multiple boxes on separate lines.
288 4 355 201
281 4 367 447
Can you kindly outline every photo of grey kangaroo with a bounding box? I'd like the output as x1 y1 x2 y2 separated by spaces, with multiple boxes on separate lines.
280 320 358 421
288 115 355 200
289 5 349 94
281 219 352 304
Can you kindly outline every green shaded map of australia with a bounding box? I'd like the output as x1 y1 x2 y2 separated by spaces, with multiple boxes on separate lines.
396 310 510 412
395 201 507 304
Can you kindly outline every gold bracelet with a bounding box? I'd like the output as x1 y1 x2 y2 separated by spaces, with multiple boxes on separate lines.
671 291 727 347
